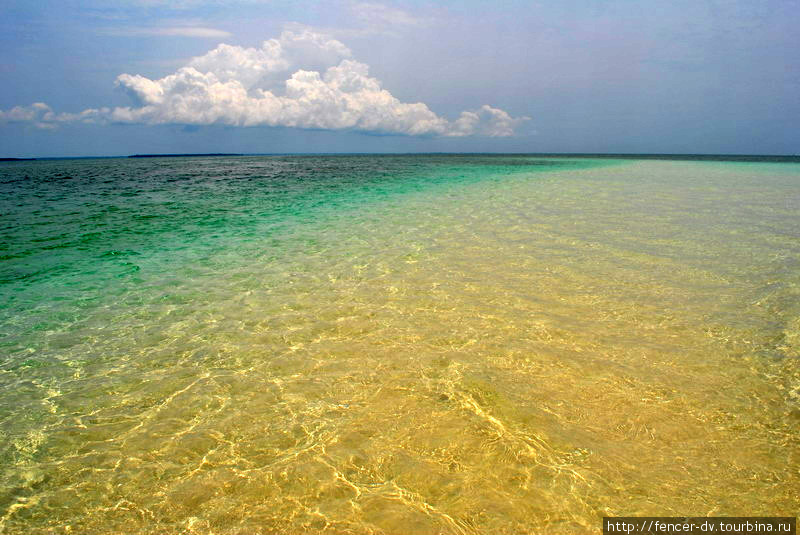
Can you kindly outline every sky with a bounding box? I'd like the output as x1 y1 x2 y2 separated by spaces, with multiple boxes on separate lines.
0 0 798 157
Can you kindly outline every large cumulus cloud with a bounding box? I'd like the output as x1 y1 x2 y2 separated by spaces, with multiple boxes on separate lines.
1 29 528 137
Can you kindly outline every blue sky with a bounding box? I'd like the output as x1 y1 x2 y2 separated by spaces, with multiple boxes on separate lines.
1 0 798 157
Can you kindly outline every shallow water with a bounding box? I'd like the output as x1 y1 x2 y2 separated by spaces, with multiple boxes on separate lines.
1 155 798 534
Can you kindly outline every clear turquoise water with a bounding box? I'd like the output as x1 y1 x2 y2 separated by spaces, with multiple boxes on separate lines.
1 155 798 534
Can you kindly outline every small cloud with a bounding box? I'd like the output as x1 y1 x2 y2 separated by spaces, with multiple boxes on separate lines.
349 2 430 28
0 102 107 129
149 27 232 38
103 0 271 8
102 26 232 38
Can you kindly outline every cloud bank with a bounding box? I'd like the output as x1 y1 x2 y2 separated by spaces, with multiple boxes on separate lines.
1 29 528 137
0 102 110 131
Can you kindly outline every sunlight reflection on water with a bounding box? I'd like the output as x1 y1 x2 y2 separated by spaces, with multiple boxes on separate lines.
0 156 798 534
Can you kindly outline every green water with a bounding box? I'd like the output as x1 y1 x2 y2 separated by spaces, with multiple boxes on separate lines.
1 155 798 534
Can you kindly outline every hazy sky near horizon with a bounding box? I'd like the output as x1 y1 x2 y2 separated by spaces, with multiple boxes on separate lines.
1 0 798 156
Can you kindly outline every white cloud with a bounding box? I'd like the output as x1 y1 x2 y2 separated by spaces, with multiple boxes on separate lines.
186 28 352 88
0 102 107 130
106 26 233 38
349 2 430 28
100 0 272 8
0 29 528 137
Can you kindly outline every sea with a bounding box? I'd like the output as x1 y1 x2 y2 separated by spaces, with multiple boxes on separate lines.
1 154 798 534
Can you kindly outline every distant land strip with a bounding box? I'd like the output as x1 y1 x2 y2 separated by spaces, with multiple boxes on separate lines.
128 153 244 158
3 153 798 162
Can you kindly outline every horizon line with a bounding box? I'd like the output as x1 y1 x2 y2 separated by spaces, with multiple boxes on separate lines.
3 151 800 161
